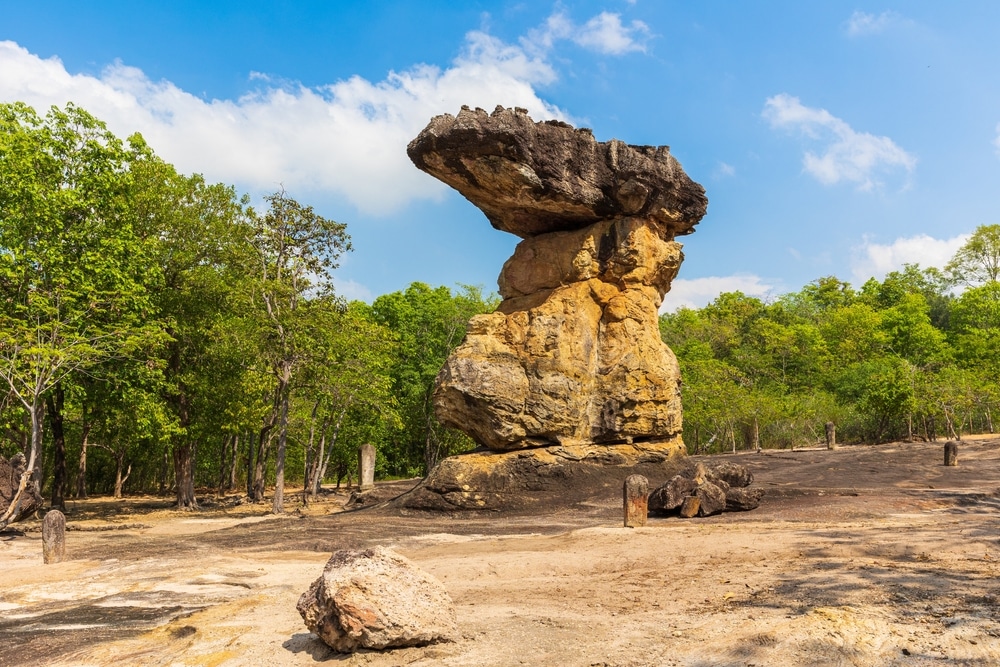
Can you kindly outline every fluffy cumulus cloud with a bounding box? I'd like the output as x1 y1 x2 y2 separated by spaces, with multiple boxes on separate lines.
845 10 900 37
524 11 651 55
0 33 568 216
763 93 916 190
659 275 776 313
0 9 654 216
850 233 969 284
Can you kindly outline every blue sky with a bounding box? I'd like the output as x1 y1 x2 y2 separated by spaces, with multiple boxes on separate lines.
3 1 999 309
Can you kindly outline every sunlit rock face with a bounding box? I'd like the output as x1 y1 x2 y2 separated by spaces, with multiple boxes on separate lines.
408 105 707 455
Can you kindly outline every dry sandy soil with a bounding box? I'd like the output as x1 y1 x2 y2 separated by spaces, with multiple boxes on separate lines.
3 438 1000 667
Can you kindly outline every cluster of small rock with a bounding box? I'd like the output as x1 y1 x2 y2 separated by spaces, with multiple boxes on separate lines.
649 462 763 518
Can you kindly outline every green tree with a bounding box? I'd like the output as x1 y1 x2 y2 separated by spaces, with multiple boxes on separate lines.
132 151 253 509
946 224 1000 285
0 103 160 525
246 190 351 513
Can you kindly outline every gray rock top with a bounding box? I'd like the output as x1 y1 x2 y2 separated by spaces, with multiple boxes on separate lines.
407 105 708 239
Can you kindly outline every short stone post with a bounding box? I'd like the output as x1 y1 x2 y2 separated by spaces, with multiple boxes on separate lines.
359 443 375 490
42 510 66 564
944 441 958 467
623 475 648 528
825 422 837 450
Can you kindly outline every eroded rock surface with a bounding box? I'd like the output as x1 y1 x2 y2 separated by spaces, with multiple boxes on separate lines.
649 462 762 517
408 105 707 239
1 453 43 526
408 106 707 457
297 547 457 653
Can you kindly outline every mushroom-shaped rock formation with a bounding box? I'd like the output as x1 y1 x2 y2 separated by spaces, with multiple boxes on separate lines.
404 106 707 507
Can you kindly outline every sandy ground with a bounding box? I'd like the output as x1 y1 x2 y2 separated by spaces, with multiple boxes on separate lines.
2 438 1000 666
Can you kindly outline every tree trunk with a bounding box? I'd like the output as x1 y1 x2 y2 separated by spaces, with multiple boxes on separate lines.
315 410 345 496
944 408 958 441
245 431 256 498
46 384 67 511
28 399 44 487
251 391 280 502
174 441 198 509
75 421 90 499
113 458 131 499
217 433 231 494
251 429 270 502
159 445 170 496
422 388 442 473
272 381 291 514
228 433 239 492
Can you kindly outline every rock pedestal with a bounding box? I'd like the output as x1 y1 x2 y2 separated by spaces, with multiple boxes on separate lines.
409 106 706 457
404 107 707 508
407 107 708 508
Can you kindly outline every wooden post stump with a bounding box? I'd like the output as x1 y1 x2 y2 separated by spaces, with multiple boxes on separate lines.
623 475 648 528
825 422 837 450
944 441 958 467
42 510 66 564
359 444 375 490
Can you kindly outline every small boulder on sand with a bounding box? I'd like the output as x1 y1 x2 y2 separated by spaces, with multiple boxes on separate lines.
297 546 457 653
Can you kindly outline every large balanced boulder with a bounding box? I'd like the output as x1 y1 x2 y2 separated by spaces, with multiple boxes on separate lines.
408 106 707 462
297 547 457 653
408 105 707 239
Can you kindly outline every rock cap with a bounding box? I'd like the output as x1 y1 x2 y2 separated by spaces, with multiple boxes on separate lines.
407 105 708 238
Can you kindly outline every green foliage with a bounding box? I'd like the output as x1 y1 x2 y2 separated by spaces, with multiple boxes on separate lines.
662 255 998 449
371 283 497 475
946 224 1000 286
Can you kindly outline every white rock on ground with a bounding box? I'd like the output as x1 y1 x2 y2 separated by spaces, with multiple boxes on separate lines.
297 546 457 653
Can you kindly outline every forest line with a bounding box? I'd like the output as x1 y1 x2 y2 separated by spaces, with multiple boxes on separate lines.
2 102 998 514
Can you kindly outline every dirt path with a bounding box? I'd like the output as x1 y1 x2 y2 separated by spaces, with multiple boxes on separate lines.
2 439 1000 666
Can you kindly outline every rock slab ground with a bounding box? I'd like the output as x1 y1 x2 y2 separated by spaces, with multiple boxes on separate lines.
3 438 1000 666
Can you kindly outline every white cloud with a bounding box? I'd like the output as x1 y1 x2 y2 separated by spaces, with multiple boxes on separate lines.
524 11 650 56
0 34 567 216
846 10 900 37
763 93 916 190
995 122 1000 156
577 12 651 54
713 161 735 178
336 278 374 303
850 233 969 284
660 275 776 313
